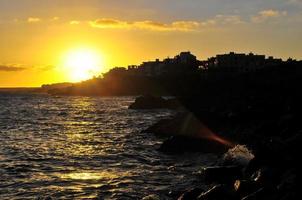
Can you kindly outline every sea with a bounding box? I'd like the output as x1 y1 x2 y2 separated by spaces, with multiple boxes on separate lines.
0 94 218 200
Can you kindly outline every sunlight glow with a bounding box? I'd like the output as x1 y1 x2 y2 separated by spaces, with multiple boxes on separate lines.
62 48 104 82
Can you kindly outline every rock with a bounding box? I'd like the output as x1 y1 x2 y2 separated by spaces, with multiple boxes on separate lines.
143 113 203 137
283 133 302 166
234 180 260 198
178 188 204 200
36 196 53 200
129 95 181 109
251 167 281 186
159 135 230 154
244 157 262 177
241 187 278 200
168 190 184 199
203 166 242 183
197 184 237 200
141 194 160 200
277 169 298 200
244 137 289 176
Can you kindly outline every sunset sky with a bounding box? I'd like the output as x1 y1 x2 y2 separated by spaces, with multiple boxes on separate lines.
0 0 301 87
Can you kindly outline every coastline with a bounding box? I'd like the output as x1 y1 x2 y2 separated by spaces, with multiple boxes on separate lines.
131 94 300 199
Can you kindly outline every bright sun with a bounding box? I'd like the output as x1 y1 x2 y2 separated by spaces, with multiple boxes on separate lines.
63 48 104 82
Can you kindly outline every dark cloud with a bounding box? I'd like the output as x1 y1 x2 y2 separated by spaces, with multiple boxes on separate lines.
0 65 26 72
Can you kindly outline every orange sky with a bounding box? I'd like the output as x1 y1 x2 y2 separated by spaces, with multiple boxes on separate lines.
0 0 301 87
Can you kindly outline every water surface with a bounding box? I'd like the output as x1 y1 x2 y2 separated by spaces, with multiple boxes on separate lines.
0 94 217 199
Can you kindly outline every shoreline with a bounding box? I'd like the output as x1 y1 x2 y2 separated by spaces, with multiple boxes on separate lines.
131 95 299 200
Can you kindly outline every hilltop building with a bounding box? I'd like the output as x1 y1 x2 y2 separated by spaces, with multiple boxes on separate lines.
108 51 286 79
203 52 283 73
127 51 200 77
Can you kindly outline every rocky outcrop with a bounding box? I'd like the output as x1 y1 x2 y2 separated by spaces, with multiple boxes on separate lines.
177 188 204 200
129 95 182 110
202 166 242 183
144 112 234 154
174 136 300 200
143 113 206 136
197 184 237 200
159 136 230 154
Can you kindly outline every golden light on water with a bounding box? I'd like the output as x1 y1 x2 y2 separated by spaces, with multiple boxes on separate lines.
59 170 132 182
61 172 119 180
62 48 105 82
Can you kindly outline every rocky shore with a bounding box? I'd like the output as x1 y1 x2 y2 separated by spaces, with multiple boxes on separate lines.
130 94 300 200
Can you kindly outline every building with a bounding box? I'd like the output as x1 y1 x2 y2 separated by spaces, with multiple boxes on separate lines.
134 51 200 77
203 52 283 73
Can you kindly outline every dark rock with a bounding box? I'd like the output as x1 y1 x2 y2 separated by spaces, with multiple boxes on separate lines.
168 190 184 199
251 167 281 186
283 133 302 167
277 169 298 200
197 184 238 200
159 135 230 154
241 187 278 200
143 113 206 137
141 194 160 200
129 95 181 109
245 137 289 176
145 112 235 155
203 166 242 183
178 188 204 200
234 180 260 198
244 157 262 177
251 137 287 162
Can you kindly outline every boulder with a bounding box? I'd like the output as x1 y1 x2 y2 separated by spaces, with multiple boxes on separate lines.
129 95 181 109
283 133 302 166
241 187 278 200
197 184 238 200
141 194 160 200
251 167 282 186
144 112 230 140
159 135 230 154
178 188 204 200
202 166 242 183
234 180 260 198
277 169 298 200
143 113 203 136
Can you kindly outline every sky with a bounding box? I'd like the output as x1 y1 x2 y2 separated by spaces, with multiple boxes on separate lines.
0 0 301 87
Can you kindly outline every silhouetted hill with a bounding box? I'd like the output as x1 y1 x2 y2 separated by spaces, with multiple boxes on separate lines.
46 60 302 100
41 82 73 91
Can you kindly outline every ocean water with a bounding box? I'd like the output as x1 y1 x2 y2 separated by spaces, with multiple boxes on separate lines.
0 94 217 200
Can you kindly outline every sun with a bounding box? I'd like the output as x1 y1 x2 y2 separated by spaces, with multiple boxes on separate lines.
62 48 104 82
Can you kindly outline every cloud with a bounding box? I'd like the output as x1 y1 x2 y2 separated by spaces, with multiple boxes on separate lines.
0 65 26 72
0 64 56 72
89 16 244 32
90 18 128 29
51 17 60 21
202 15 244 26
287 0 302 4
27 17 41 23
90 18 201 31
251 9 287 23
70 20 80 25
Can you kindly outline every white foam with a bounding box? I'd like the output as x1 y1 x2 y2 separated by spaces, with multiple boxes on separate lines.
223 145 255 166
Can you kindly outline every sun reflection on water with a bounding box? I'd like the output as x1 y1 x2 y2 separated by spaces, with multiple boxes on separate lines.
59 170 131 181
61 172 116 180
